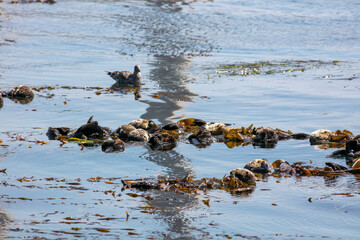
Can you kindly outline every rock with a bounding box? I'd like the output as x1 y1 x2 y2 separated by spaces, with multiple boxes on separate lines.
206 123 230 135
188 129 212 147
325 162 348 171
244 159 274 174
291 133 310 140
149 133 177 151
112 125 136 140
107 64 141 87
230 168 256 184
309 129 333 144
46 127 71 140
128 129 149 142
129 119 157 130
73 116 109 140
101 139 125 153
253 128 278 147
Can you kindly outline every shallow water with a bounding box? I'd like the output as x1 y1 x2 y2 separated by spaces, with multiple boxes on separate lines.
0 0 360 239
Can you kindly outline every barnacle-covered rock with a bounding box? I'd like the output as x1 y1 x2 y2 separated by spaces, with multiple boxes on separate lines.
73 116 109 140
128 119 158 130
244 159 274 174
230 168 256 184
309 129 333 144
101 138 125 153
149 133 177 151
46 127 71 140
253 128 278 147
128 129 149 142
188 129 212 147
206 123 230 135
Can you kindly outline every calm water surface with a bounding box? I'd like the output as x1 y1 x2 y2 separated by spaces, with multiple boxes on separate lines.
0 0 360 239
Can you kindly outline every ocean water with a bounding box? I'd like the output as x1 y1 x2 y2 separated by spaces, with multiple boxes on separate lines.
0 0 360 239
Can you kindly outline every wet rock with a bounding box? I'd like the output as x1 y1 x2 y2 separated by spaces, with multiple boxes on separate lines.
112 125 136 140
244 158 274 174
128 129 149 142
129 119 157 130
188 129 212 147
149 133 177 151
101 139 125 153
230 168 256 184
291 133 310 140
253 128 278 147
46 127 71 140
325 162 348 171
73 116 109 140
206 123 230 135
309 129 333 144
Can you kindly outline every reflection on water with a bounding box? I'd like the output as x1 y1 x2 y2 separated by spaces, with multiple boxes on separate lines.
140 55 198 125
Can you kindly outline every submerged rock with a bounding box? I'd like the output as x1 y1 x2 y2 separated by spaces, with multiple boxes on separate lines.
149 133 177 151
73 116 109 140
46 127 71 140
128 129 149 142
188 129 212 147
253 128 278 147
309 129 333 144
244 159 274 174
101 139 125 153
230 168 256 184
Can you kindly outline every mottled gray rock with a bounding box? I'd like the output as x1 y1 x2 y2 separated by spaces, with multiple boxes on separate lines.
244 158 274 174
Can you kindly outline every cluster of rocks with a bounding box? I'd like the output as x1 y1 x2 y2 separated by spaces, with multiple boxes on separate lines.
0 85 34 108
46 117 360 161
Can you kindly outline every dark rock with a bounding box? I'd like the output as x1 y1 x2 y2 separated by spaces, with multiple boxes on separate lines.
101 139 125 153
149 133 177 151
230 168 256 184
73 116 109 140
325 162 348 171
188 129 212 147
46 127 71 140
291 133 310 140
244 158 274 174
253 128 278 147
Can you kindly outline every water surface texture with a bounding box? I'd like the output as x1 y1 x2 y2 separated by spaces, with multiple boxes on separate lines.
0 0 360 239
